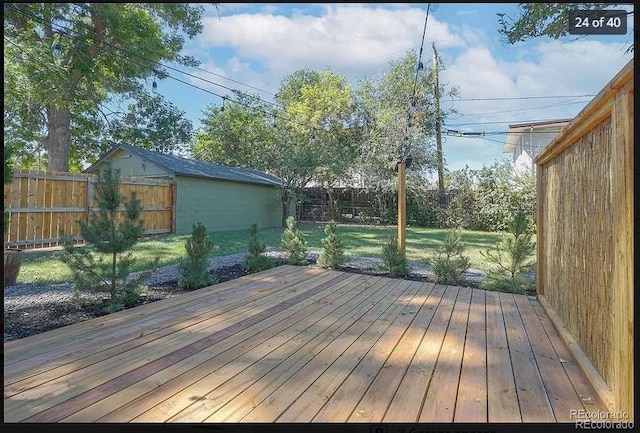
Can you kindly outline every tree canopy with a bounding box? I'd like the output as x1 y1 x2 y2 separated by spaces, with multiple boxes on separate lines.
3 3 204 172
497 3 633 52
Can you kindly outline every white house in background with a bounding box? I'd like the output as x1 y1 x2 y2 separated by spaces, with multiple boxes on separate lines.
502 118 572 176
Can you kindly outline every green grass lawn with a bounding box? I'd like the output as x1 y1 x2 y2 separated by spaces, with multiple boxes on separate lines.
17 222 534 286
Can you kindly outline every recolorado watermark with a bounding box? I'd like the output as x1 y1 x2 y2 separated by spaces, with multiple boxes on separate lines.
570 409 633 430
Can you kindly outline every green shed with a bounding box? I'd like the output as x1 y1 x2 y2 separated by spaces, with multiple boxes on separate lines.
85 144 284 234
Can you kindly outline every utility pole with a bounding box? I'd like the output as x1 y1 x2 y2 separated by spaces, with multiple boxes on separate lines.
433 42 444 194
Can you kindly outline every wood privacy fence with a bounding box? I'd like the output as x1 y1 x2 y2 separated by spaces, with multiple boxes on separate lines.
535 59 633 417
4 170 175 250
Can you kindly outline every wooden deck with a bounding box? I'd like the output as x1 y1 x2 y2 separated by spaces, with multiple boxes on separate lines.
4 265 607 423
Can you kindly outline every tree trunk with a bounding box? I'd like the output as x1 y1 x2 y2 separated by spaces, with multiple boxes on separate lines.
327 187 336 221
46 105 72 172
281 189 292 227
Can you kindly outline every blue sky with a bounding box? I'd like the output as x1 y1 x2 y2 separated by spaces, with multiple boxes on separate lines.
151 3 634 177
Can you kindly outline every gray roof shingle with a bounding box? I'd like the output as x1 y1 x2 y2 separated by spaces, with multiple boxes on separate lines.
88 144 283 187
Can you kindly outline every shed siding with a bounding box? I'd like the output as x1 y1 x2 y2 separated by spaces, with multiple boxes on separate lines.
175 176 281 234
97 149 172 178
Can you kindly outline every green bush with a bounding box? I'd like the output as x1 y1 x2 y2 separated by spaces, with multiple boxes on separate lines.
61 164 156 313
178 222 218 290
430 228 470 285
317 222 344 269
381 235 409 277
281 216 308 265
480 211 536 294
243 223 273 273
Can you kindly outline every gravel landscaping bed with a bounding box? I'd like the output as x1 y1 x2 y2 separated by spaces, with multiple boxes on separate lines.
4 248 485 343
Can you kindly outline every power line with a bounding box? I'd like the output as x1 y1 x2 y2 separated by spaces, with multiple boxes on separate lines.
444 118 572 127
442 94 596 102
5 6 283 109
448 100 587 119
5 4 327 133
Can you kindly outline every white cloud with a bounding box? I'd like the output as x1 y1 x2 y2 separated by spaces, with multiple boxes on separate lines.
197 4 465 83
187 4 632 171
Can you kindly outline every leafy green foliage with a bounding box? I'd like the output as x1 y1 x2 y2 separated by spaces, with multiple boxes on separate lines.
353 51 458 215
439 159 536 232
430 228 471 285
105 92 194 155
480 211 536 294
60 164 156 312
497 3 632 53
178 222 218 290
317 223 345 269
381 235 409 277
281 216 308 265
4 3 204 171
243 223 274 273
195 69 361 226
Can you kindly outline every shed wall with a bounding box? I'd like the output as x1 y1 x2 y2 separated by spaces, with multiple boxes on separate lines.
175 176 281 234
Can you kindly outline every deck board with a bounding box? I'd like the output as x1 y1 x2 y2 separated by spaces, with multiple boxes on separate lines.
3 265 607 423
419 286 469 422
454 288 487 422
500 292 555 422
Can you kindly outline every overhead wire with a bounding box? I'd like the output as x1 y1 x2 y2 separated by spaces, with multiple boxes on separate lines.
5 4 325 133
6 3 607 141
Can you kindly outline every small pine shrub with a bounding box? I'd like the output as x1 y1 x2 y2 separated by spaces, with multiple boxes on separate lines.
281 216 308 265
430 228 470 285
243 223 273 273
178 222 218 290
480 211 536 294
381 235 409 277
317 222 344 269
60 164 157 313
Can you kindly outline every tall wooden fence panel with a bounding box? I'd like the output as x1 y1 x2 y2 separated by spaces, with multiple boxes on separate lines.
535 59 633 417
4 170 174 250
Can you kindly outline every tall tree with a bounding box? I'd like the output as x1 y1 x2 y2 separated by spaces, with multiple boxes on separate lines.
4 3 204 172
497 3 633 52
353 51 449 216
274 69 361 222
193 91 276 170
194 69 360 226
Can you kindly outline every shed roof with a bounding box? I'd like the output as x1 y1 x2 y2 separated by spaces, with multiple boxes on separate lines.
85 144 283 187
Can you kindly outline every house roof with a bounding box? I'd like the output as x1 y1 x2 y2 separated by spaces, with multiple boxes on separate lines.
502 118 572 153
84 144 283 187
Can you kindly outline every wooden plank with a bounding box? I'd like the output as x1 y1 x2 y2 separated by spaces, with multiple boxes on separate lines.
383 284 452 422
277 280 434 423
62 273 374 422
242 281 436 423
513 294 585 422
129 273 392 422
200 281 428 422
348 282 438 423
13 272 351 422
454 288 487 422
4 265 314 367
500 292 555 422
536 166 544 295
4 268 323 394
485 290 521 422
419 286 471 422
611 83 634 417
312 281 431 422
